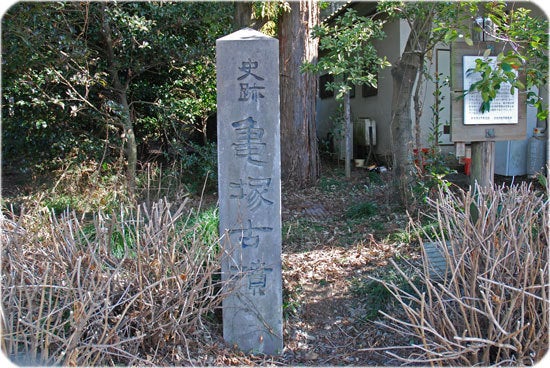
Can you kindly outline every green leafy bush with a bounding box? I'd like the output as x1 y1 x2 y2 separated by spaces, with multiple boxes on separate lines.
345 201 378 220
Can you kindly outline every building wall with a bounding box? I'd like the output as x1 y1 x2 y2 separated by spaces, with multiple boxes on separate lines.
315 19 406 159
316 4 546 168
315 19 455 160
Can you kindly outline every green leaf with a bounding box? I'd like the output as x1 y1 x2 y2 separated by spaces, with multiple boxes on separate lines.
481 101 491 113
537 110 548 121
514 80 525 90
464 36 473 46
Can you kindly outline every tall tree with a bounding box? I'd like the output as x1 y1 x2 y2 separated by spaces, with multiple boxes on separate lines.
278 0 320 186
388 5 436 206
2 2 232 196
303 8 390 178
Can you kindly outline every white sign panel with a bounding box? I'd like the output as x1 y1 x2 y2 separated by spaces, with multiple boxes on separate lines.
463 56 518 125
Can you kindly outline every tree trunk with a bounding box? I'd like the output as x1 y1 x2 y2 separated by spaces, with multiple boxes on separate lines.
233 1 254 29
119 94 137 198
100 5 137 198
278 0 319 187
391 59 416 206
233 1 267 31
413 56 426 156
390 13 434 207
344 91 352 178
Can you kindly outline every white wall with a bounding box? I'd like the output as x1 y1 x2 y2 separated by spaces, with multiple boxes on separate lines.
315 19 405 158
316 4 545 164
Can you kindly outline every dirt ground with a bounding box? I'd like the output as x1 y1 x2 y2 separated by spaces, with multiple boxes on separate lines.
187 162 424 366
278 168 411 365
6 159 539 366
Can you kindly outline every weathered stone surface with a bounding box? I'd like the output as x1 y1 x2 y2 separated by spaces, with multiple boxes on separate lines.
216 28 282 355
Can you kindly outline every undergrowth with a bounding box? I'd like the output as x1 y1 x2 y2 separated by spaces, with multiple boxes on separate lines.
351 265 420 321
373 183 549 366
1 198 227 366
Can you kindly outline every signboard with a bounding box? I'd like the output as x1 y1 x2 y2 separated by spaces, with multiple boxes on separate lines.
463 56 518 125
450 41 526 142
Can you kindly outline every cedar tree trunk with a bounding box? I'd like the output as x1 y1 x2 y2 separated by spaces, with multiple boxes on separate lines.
278 0 319 187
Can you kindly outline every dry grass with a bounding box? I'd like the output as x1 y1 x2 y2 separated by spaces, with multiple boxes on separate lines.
372 183 549 365
1 198 228 366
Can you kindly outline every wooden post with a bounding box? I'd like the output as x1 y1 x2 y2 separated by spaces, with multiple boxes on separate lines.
470 141 495 188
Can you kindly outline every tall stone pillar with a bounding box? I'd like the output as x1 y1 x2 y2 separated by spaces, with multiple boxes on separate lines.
216 28 282 355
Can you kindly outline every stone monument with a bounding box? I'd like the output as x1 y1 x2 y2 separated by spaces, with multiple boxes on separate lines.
216 28 282 355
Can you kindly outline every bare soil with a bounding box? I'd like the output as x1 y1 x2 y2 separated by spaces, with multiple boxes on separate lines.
184 163 422 366
278 170 410 365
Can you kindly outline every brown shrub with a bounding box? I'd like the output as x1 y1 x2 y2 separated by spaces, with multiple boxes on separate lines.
374 183 549 366
1 198 227 366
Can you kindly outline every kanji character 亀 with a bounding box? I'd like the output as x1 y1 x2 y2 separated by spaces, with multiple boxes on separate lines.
231 117 266 166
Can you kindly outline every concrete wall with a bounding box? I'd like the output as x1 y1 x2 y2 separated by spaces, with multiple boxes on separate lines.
316 4 546 167
315 19 455 160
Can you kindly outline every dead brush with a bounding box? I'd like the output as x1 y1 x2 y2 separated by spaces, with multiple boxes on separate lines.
1 198 229 366
371 182 549 366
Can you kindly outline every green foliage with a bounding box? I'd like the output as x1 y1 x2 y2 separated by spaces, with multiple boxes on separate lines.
428 72 449 146
381 1 476 52
386 220 442 244
302 8 390 99
252 0 291 36
367 171 383 185
536 172 548 190
345 201 378 220
43 196 80 214
453 2 549 119
2 2 232 176
178 141 218 194
107 222 138 259
407 69 455 208
319 175 346 193
410 148 454 208
283 218 324 246
465 53 524 113
351 266 420 321
183 206 220 250
282 284 302 318
8 156 130 216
